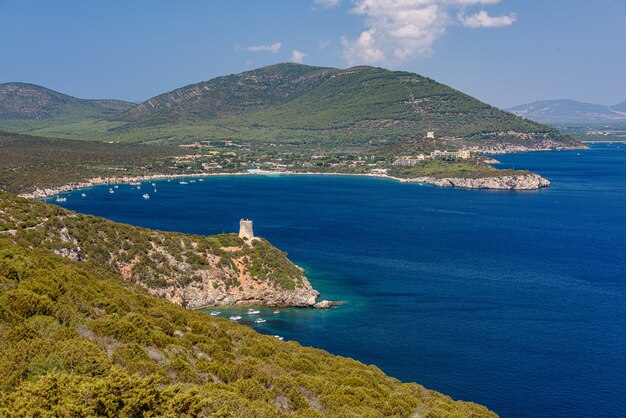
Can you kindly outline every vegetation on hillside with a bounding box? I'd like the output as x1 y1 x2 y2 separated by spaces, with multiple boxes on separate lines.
0 64 579 152
388 159 530 179
0 192 307 300
0 239 495 416
0 131 185 194
0 82 134 121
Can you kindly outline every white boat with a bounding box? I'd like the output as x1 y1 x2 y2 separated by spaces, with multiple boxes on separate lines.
136 186 141 190
273 310 280 314
273 335 284 340
129 182 141 186
153 189 157 193
142 194 150 199
109 189 114 194
189 180 196 183
55 197 67 202
255 318 266 323
229 315 242 321
81 193 86 197
151 183 156 187
114 185 119 189
247 309 260 315
179 181 188 185
198 178 204 182
210 311 221 316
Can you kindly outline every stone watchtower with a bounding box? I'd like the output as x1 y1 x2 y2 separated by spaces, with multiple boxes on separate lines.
239 219 254 240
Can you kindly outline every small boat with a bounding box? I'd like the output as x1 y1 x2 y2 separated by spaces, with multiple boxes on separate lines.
273 310 280 314
109 189 115 194
198 178 204 182
81 193 86 197
189 180 196 183
114 185 119 189
247 309 260 315
179 181 188 185
229 315 242 321
210 311 221 316
142 194 150 199
151 183 156 187
129 182 141 186
273 335 284 340
136 186 141 190
153 188 157 193
55 197 67 202
255 318 266 323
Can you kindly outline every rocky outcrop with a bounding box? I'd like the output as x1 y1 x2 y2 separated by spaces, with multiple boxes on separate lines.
150 276 320 309
402 173 550 190
1 191 328 309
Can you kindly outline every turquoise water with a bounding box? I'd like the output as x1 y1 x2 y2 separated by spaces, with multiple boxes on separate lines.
55 144 626 417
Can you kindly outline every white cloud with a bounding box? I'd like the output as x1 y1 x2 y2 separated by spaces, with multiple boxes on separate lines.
319 39 331 49
340 0 516 65
314 0 341 8
246 42 282 54
291 50 307 63
459 10 516 28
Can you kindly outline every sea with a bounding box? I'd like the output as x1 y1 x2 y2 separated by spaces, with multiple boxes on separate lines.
54 143 626 417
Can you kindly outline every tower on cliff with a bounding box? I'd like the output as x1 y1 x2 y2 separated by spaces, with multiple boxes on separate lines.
239 219 254 240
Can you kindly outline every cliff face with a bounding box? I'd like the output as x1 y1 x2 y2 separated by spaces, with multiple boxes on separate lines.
403 173 550 190
150 272 319 309
0 192 322 308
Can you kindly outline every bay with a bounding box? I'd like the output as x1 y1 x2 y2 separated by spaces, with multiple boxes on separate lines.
56 143 626 417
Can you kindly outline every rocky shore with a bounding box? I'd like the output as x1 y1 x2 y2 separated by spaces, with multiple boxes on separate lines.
401 173 551 190
152 276 334 310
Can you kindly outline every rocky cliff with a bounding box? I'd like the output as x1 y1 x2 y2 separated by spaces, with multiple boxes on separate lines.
403 173 550 190
0 192 326 308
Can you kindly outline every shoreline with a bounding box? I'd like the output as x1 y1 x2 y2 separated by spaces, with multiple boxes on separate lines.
15 144 596 199
20 169 550 199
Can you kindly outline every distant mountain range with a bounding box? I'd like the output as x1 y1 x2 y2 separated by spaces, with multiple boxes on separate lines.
0 64 581 150
0 82 134 120
507 99 626 125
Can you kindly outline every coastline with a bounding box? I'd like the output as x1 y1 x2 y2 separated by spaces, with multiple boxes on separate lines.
20 168 551 199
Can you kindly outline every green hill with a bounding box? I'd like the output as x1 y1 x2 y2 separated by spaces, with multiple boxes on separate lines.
0 82 134 121
112 63 337 126
0 64 581 151
108 63 575 150
0 194 496 417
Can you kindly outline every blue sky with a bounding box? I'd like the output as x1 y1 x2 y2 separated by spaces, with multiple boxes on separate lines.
1 0 624 108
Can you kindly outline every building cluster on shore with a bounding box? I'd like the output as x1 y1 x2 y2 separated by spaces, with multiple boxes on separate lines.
393 149 471 166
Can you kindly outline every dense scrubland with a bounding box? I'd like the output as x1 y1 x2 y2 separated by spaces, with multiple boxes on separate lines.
0 235 496 416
